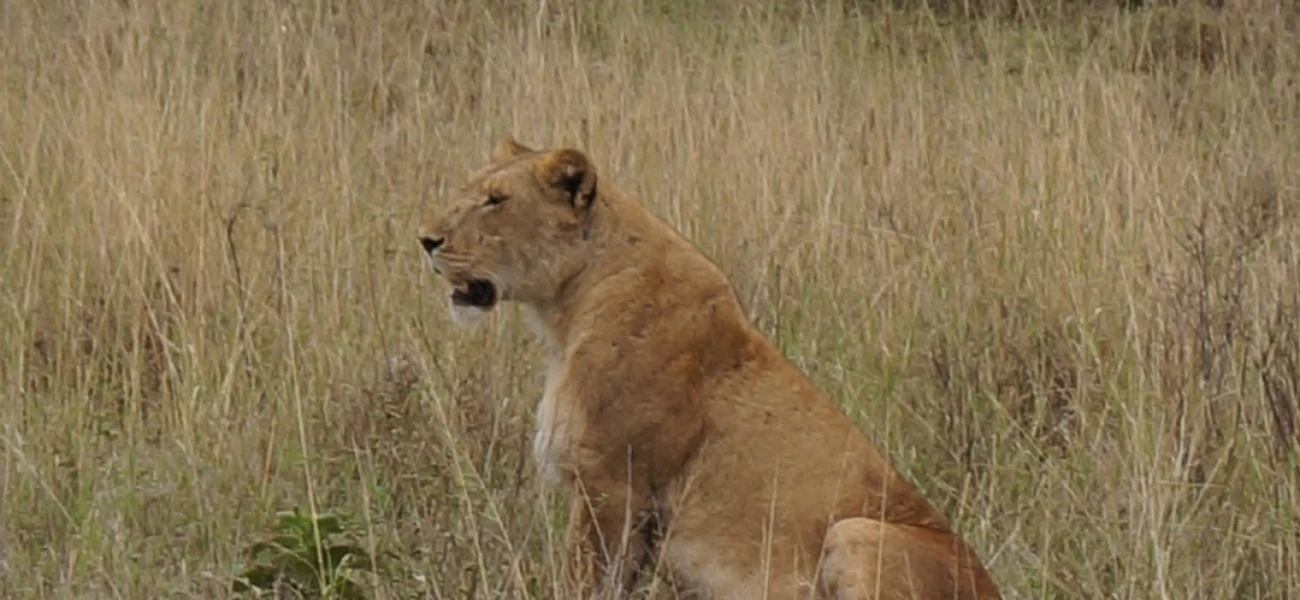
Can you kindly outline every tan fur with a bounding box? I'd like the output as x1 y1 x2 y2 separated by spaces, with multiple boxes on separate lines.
418 138 1002 600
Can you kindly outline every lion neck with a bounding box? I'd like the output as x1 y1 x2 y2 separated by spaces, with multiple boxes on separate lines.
519 186 673 356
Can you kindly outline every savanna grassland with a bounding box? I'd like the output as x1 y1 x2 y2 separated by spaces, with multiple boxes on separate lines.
2 1 1299 598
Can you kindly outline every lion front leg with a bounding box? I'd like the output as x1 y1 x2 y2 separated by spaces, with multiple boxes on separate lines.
561 494 599 598
561 479 653 599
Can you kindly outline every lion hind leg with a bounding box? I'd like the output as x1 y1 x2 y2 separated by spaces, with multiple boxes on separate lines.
818 518 1000 600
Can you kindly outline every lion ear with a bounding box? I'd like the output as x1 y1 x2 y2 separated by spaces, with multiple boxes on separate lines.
535 148 597 210
492 136 534 162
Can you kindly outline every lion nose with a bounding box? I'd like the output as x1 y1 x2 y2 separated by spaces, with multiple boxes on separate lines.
419 235 445 254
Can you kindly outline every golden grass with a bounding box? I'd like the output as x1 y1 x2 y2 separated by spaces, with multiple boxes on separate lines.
2 1 1298 598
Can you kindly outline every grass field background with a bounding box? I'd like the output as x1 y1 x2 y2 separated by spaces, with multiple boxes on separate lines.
2 1 1299 598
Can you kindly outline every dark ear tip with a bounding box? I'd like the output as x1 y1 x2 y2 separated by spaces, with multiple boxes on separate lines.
544 149 590 175
555 148 589 164
536 148 597 207
557 150 593 187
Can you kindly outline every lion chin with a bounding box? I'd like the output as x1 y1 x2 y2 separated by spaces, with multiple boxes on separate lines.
447 299 488 326
445 278 497 326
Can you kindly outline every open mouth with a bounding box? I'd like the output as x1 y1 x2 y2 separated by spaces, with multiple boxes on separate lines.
451 279 498 309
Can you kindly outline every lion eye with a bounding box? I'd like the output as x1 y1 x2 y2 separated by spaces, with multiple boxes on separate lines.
485 193 507 207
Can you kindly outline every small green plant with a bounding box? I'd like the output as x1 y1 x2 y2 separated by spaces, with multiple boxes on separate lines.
232 507 382 599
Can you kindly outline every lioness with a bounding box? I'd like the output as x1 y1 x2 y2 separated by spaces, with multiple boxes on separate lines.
417 138 1002 600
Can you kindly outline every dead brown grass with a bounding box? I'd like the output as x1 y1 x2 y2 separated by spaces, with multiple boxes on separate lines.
2 1 1298 598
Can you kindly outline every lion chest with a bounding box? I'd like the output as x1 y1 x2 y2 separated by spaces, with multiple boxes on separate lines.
532 363 586 487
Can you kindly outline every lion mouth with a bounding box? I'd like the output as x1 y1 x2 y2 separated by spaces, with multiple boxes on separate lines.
452 279 498 309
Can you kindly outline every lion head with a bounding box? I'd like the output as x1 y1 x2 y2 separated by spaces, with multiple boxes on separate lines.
417 137 598 324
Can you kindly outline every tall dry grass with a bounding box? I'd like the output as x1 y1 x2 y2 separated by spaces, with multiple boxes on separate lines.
1 1 1298 598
